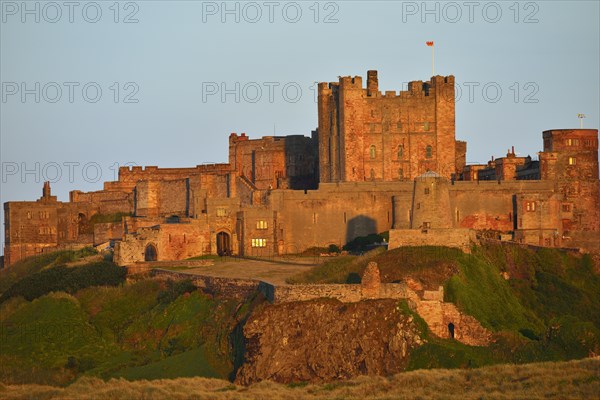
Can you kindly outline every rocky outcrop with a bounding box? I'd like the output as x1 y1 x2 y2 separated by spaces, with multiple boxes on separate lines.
235 299 424 385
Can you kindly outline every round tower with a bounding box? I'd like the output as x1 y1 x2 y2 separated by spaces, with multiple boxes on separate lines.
410 171 453 229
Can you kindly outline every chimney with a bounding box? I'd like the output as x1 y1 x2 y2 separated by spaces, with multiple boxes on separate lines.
42 181 51 198
367 70 378 97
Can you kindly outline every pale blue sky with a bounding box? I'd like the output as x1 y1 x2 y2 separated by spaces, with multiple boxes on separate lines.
1 1 599 253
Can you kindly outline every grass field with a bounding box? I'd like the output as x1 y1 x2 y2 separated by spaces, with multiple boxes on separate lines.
0 357 598 400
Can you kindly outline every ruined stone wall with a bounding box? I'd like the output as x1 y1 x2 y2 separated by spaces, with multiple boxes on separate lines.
151 269 261 300
388 229 477 253
318 72 457 182
269 283 413 303
114 220 210 265
93 222 123 246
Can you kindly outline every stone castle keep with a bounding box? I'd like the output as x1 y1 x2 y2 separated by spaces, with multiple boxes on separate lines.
3 71 599 267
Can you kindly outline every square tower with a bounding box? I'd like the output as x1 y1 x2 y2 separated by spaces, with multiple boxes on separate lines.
317 71 458 182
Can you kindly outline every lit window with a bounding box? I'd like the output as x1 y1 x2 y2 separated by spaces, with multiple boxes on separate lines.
251 238 267 248
526 201 537 212
256 220 268 230
216 208 227 217
568 157 576 165
370 145 376 159
426 145 433 159
424 121 430 131
27 211 32 219
398 146 404 159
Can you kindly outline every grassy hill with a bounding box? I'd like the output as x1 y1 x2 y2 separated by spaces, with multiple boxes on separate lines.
0 252 257 385
0 243 598 386
287 243 600 370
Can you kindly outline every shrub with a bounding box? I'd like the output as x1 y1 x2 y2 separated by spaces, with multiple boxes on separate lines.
157 279 198 305
328 244 341 254
0 261 126 303
343 232 389 253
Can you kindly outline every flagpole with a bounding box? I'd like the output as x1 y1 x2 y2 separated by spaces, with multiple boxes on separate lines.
426 41 435 76
432 44 435 76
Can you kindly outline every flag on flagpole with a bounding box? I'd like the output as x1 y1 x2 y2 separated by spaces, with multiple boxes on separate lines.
426 41 435 76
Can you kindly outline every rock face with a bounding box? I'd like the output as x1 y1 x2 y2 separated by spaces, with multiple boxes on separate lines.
235 299 424 385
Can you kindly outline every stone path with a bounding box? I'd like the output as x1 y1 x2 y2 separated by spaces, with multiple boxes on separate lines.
156 258 317 286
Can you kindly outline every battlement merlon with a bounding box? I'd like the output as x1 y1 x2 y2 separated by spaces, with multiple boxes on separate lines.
319 71 455 100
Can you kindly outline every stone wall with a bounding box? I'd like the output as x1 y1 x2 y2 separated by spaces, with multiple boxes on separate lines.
388 228 477 253
151 269 261 300
93 222 123 246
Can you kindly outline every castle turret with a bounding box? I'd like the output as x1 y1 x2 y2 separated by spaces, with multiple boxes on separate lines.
367 70 378 97
410 171 453 229
540 129 599 233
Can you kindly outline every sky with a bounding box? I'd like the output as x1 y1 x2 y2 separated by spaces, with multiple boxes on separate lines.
1 0 599 254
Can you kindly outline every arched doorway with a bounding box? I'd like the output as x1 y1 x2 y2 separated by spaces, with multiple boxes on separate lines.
216 232 231 256
448 323 455 339
77 213 88 234
144 244 158 261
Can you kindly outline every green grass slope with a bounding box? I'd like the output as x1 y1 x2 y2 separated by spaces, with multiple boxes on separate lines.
0 253 258 385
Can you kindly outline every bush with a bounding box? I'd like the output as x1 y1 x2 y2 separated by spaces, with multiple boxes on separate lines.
157 279 197 305
343 232 389 253
0 261 126 303
328 244 341 254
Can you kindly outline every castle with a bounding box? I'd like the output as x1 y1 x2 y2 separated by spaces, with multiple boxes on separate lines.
3 71 599 267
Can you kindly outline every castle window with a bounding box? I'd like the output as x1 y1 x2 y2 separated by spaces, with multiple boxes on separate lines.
397 121 402 130
216 208 227 217
398 146 404 159
251 238 267 248
370 145 376 159
423 222 431 229
27 211 32 219
256 220 268 230
424 188 430 195
398 168 404 180
424 121 430 131
426 145 433 159
526 201 537 212
562 204 572 212
568 157 576 165
370 169 375 180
